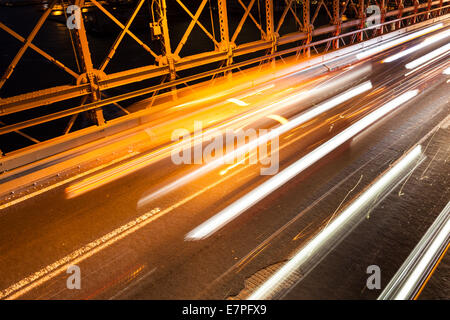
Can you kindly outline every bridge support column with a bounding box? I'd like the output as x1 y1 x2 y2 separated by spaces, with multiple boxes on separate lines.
412 0 419 25
357 0 365 42
379 0 386 36
438 0 443 16
157 0 177 99
302 0 312 57
74 0 105 126
332 0 341 50
265 0 277 65
218 0 232 78
426 0 432 19
396 0 404 30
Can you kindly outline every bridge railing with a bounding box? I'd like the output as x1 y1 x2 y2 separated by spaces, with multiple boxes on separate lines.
0 0 449 157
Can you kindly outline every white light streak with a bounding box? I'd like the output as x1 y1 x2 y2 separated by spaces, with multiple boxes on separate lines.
405 43 450 69
379 200 450 300
248 144 423 300
443 66 450 75
395 217 450 299
185 90 419 241
138 82 373 207
356 24 443 60
383 29 450 63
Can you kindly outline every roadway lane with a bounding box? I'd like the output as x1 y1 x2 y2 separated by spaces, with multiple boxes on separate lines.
419 247 450 299
0 23 449 300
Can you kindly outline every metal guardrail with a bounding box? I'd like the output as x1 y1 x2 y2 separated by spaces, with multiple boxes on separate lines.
0 13 448 177
1 6 449 138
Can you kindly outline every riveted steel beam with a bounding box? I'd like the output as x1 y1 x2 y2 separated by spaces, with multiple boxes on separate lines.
302 0 312 57
0 0 448 154
73 0 104 126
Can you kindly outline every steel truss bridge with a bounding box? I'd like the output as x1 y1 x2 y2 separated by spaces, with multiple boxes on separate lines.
0 0 449 170
0 0 449 301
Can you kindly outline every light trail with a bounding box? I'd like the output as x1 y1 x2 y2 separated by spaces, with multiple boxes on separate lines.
356 23 443 60
405 43 450 70
66 65 371 200
0 152 139 211
1 157 255 300
379 201 450 300
404 54 450 77
247 144 423 300
65 87 306 199
240 84 276 98
67 68 368 199
137 81 373 207
383 28 450 63
67 65 372 200
185 90 419 241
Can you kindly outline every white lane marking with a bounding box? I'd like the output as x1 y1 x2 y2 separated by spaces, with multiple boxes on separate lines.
227 98 249 106
0 208 159 300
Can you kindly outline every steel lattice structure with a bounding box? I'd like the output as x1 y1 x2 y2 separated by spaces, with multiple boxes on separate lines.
0 0 449 156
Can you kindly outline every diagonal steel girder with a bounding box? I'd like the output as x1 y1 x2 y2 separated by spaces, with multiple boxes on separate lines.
0 21 79 80
100 0 147 72
0 0 58 90
174 0 210 57
232 0 257 43
311 0 333 25
238 0 267 39
0 0 449 142
89 0 159 60
175 0 220 53
276 0 304 33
